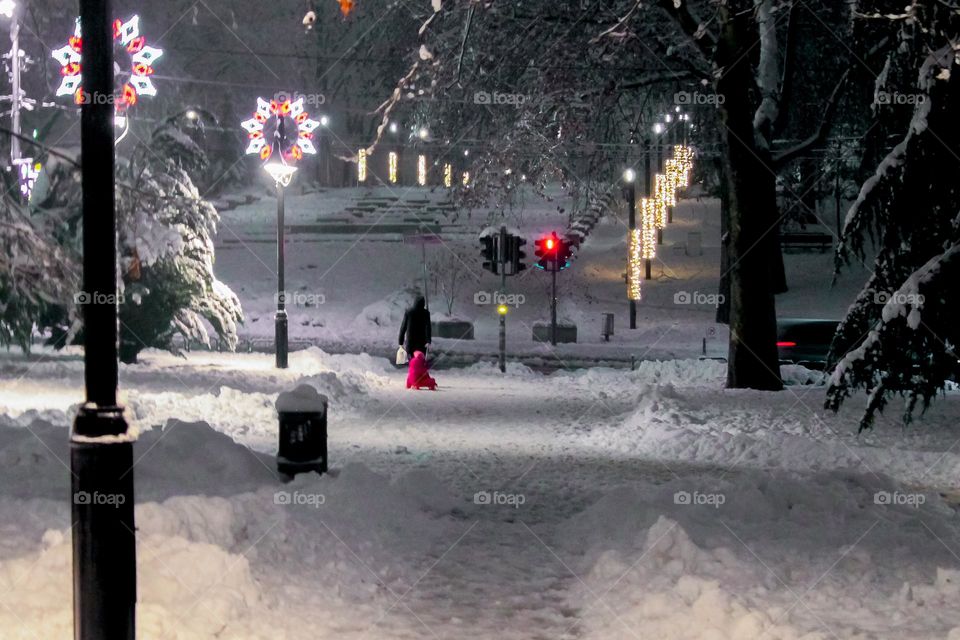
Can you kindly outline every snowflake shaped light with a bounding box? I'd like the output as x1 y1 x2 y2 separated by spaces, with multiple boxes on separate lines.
241 97 321 163
51 15 163 111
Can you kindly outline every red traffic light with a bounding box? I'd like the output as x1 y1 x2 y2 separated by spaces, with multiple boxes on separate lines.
545 238 556 251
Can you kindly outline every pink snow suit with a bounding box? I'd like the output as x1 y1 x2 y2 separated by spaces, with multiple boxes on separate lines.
406 351 437 390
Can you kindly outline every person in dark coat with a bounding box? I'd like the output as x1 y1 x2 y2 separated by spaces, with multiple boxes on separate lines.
399 296 431 356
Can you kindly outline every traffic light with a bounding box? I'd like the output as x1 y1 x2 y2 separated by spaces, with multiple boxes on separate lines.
480 235 498 274
535 232 560 270
556 237 573 270
510 235 527 275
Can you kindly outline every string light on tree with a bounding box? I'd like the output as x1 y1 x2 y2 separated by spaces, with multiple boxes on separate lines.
357 148 368 182
641 198 657 260
628 229 643 301
443 163 452 188
462 171 470 187
386 152 397 184
417 154 427 186
52 15 163 110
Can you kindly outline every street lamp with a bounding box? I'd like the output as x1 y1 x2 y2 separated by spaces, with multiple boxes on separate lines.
241 96 320 368
624 168 640 327
2 0 21 167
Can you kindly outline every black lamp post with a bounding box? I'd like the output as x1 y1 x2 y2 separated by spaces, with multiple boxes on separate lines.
623 168 638 330
72 0 137 638
263 123 297 369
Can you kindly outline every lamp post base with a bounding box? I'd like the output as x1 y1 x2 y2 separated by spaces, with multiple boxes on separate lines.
71 405 136 640
275 310 288 369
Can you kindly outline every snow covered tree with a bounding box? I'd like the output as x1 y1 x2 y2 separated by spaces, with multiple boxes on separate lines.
36 121 243 363
0 171 78 350
826 0 960 430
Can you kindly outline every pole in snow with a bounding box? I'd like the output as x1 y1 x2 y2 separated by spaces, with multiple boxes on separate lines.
275 179 288 369
71 1 138 638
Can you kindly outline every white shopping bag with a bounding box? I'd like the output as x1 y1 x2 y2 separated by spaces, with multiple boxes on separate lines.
396 346 408 365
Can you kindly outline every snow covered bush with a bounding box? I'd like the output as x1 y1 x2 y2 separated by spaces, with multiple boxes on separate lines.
36 122 243 362
0 172 78 350
827 1 960 429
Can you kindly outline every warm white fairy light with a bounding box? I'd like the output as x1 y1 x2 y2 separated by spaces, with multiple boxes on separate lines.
443 163 453 188
654 174 671 227
388 152 398 184
417 154 427 186
358 148 368 182
628 229 643 301
641 198 657 259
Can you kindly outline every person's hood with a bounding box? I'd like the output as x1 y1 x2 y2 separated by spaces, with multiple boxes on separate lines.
413 296 426 311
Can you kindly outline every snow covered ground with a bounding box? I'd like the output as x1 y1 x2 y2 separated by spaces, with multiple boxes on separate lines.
2 347 959 638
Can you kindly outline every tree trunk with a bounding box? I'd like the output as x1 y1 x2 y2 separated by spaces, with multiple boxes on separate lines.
715 155 731 324
716 3 783 391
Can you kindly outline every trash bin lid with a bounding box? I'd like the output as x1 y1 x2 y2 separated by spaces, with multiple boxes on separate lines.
276 384 328 413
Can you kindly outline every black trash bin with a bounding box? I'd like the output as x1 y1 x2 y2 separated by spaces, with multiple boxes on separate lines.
276 385 328 477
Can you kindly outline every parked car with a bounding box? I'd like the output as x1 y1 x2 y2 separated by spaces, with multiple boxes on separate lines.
776 318 856 369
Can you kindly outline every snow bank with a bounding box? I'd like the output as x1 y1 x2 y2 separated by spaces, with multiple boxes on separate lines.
560 472 960 639
0 441 462 638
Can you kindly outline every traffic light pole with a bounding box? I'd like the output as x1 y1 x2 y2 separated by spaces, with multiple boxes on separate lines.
498 226 507 373
72 1 137 638
550 264 558 346
275 181 288 369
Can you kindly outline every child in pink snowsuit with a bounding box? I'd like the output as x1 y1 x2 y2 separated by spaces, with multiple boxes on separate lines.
406 351 437 390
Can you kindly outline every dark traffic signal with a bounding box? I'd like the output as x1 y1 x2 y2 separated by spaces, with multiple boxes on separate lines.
480 235 498 274
509 235 527 275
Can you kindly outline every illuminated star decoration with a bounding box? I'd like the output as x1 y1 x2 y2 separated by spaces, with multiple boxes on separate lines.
51 15 164 111
241 97 321 162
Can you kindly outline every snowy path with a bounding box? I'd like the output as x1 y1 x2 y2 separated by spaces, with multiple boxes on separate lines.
3 349 960 638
